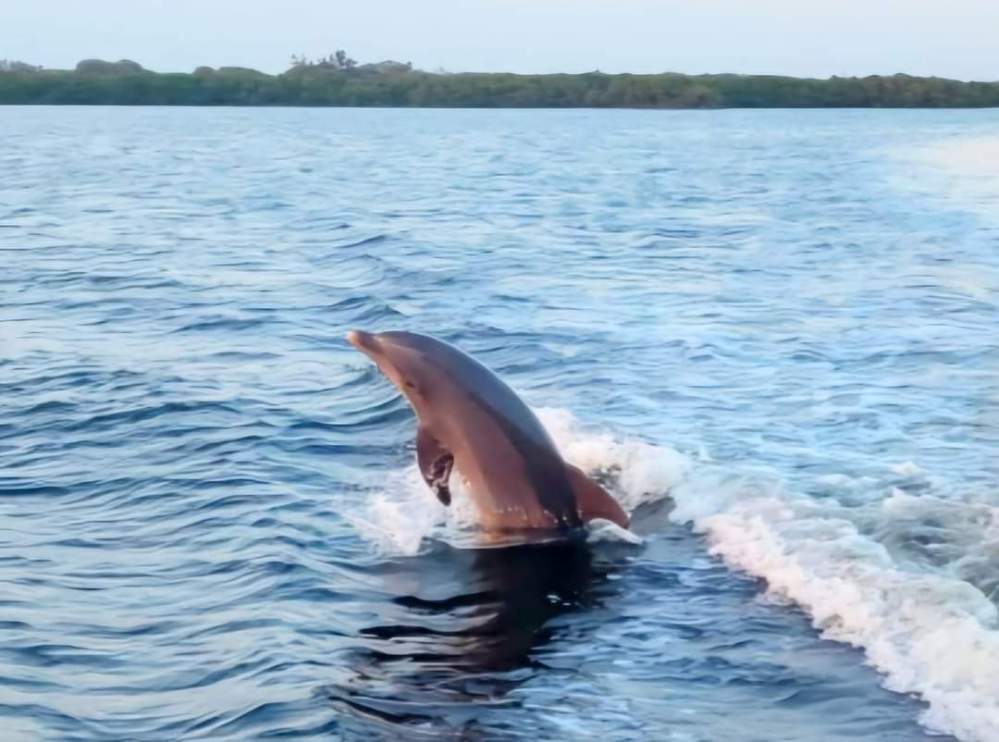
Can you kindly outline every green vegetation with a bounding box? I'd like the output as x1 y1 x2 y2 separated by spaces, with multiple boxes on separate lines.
2 54 998 108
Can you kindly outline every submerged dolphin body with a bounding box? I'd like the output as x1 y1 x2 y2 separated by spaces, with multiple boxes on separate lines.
346 330 629 535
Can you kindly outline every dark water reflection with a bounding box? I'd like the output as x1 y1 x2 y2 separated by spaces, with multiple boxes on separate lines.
328 542 619 739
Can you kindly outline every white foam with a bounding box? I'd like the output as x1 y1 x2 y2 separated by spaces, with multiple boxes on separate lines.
586 518 645 545
670 469 999 742
876 489 999 602
535 406 691 513
349 465 484 556
354 406 686 554
890 460 925 478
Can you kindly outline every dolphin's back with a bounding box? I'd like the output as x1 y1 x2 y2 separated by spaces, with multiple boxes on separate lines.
381 332 554 445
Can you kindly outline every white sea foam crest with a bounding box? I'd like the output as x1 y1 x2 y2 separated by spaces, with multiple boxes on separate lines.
353 406 689 555
348 465 477 555
534 406 691 512
670 470 999 742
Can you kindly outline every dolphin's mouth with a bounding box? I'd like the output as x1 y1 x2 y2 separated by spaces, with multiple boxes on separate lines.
346 330 378 354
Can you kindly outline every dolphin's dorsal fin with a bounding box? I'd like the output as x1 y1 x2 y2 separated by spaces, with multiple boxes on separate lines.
564 463 629 528
416 425 454 506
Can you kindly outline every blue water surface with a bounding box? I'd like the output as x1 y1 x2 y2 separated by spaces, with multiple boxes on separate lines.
2 106 997 740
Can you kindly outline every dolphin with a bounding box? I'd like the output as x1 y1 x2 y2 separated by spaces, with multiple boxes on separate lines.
346 330 629 535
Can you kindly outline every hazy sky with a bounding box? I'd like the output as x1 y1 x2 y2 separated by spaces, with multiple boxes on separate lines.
6 0 998 80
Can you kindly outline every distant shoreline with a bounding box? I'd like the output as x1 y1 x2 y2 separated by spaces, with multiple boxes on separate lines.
3 58 999 108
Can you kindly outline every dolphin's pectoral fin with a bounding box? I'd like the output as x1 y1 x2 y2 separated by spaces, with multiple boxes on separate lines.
416 426 454 506
564 463 630 528
428 453 454 506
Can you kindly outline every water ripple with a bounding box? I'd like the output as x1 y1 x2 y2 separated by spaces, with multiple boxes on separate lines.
2 107 996 740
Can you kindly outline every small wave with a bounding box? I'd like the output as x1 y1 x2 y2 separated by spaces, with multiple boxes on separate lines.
173 317 267 334
669 468 999 742
875 489 999 602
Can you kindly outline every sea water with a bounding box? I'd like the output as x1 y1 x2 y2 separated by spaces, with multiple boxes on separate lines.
1 106 997 740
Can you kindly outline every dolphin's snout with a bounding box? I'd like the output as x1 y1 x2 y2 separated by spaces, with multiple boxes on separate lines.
346 329 377 353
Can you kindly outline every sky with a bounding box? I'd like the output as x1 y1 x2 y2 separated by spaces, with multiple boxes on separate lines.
5 0 999 80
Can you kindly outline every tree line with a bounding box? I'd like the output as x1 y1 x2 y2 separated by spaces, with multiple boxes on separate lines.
1 55 997 108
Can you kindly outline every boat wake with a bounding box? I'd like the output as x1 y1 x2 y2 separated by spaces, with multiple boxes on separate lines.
353 407 999 742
